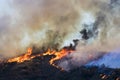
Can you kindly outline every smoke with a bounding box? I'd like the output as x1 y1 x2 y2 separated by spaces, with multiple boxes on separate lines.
58 0 120 70
87 48 120 68
0 0 120 70
0 0 81 58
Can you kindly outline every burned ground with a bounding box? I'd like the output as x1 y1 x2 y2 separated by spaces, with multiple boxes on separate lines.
0 55 120 80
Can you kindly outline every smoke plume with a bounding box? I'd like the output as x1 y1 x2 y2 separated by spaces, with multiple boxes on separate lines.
58 0 120 70
0 0 80 58
0 0 120 70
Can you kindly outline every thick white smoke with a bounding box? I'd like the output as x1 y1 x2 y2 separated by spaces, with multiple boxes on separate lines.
0 0 81 58
58 0 120 70
0 0 120 70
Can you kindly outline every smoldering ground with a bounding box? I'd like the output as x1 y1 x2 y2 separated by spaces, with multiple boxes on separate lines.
0 0 120 70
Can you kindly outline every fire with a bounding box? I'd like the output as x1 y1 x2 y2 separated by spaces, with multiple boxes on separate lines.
43 49 74 68
7 47 74 69
8 48 35 63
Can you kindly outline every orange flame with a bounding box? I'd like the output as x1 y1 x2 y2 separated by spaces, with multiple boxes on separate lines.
7 48 74 69
43 49 73 68
8 48 34 63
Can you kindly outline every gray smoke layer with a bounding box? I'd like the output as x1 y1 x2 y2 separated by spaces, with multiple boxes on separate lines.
58 0 120 70
88 49 120 68
0 0 120 70
0 0 81 58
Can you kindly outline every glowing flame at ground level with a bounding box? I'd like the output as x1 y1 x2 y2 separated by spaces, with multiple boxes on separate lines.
8 48 33 63
7 48 74 69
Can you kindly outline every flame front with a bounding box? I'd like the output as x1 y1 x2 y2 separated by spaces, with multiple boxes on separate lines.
7 48 74 69
43 49 73 68
8 48 34 63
